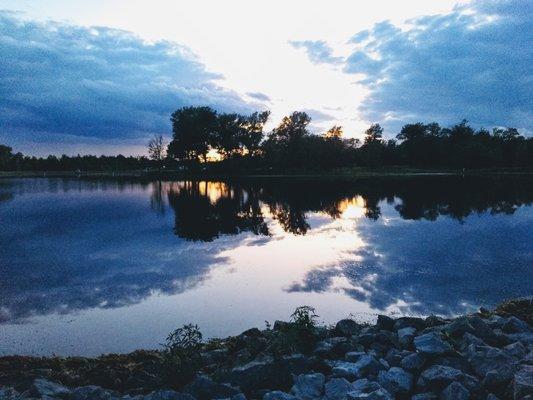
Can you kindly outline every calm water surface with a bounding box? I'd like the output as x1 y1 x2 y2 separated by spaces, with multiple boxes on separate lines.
0 176 532 356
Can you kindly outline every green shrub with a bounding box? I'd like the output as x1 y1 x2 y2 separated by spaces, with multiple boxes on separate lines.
163 324 203 387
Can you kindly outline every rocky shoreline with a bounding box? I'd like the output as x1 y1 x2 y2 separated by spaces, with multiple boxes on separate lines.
1 299 532 400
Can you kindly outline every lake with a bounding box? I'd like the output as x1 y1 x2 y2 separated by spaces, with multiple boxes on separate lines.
0 176 532 356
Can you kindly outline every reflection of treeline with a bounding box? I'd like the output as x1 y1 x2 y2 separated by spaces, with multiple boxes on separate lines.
1 108 532 172
161 177 533 241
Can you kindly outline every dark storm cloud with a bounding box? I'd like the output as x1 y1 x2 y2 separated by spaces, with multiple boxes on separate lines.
297 0 533 133
0 12 251 150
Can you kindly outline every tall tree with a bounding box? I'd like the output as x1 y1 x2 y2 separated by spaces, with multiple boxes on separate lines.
0 144 12 169
325 125 343 139
147 134 166 161
269 111 311 144
168 106 218 162
240 111 270 155
364 123 384 144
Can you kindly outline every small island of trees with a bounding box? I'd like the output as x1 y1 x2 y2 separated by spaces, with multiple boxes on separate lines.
1 106 532 173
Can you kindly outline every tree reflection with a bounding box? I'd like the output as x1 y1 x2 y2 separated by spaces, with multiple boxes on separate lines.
158 176 533 241
166 181 268 241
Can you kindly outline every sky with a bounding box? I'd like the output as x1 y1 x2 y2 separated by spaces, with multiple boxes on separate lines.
0 0 531 155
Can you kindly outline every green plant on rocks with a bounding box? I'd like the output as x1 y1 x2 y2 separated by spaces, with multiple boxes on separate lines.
267 306 321 356
163 324 203 388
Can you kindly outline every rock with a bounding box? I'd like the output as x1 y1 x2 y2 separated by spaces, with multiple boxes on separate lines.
347 388 392 400
418 365 464 391
440 382 469 400
331 355 383 380
377 367 413 395
467 316 497 342
263 391 297 400
314 337 358 359
487 315 507 329
291 373 325 400
345 352 366 363
398 327 417 349
241 327 262 337
443 318 475 338
376 316 395 331
466 344 517 377
514 365 533 399
0 387 20 400
411 393 437 400
144 391 196 400
433 356 471 374
504 341 527 359
229 355 312 393
425 316 447 328
413 333 452 355
400 352 425 371
502 316 530 334
183 376 240 400
355 334 377 347
30 379 72 398
335 320 361 337
71 386 119 400
482 369 513 391
458 332 486 351
506 332 533 347
324 378 354 400
394 317 426 331
352 379 382 393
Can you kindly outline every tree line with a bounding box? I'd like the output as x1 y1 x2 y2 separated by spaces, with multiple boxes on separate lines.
1 106 532 172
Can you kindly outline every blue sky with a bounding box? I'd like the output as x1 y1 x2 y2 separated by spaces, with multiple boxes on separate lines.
0 0 531 155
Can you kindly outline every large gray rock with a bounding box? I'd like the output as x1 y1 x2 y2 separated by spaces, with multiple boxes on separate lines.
440 382 469 400
331 355 383 380
0 387 21 400
394 317 426 331
502 316 530 334
503 341 527 359
400 352 425 371
411 393 437 400
465 344 517 377
30 379 72 398
291 373 325 400
514 365 533 399
183 376 241 400
413 333 452 355
324 378 354 400
144 391 195 400
263 391 297 400
229 355 311 393
376 315 395 331
377 367 413 395
335 320 361 337
443 317 475 338
398 327 417 349
345 352 366 363
351 379 382 393
71 386 119 400
347 388 392 400
418 365 464 391
314 337 356 359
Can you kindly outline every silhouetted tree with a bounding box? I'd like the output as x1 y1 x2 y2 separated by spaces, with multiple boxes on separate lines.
168 106 218 163
325 125 343 139
148 135 166 162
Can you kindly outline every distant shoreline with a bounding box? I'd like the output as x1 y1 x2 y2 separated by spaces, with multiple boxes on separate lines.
1 167 533 180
